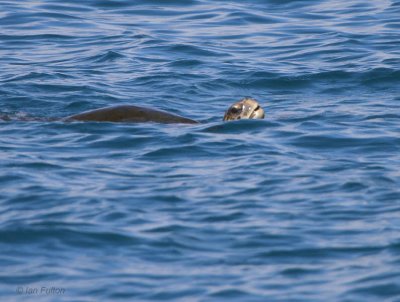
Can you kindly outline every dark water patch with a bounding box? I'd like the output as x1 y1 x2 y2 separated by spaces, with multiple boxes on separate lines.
209 288 260 300
360 67 400 84
181 12 219 21
0 33 77 42
0 273 61 286
164 44 227 57
0 223 141 249
289 134 399 151
93 0 199 9
340 181 368 192
86 133 156 149
238 68 400 91
142 145 212 160
143 224 190 234
0 13 39 26
199 211 246 223
241 70 353 90
247 75 313 89
280 267 323 278
167 59 203 67
344 272 400 301
34 11 83 20
363 113 400 121
226 11 280 24
255 245 384 263
92 0 136 9
37 3 93 13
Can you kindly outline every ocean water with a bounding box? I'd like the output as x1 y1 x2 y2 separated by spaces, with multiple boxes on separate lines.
1 0 400 301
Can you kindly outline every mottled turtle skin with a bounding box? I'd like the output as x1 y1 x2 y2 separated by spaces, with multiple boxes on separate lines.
65 97 264 124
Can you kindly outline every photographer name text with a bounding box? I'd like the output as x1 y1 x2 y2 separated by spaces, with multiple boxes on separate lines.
16 286 66 296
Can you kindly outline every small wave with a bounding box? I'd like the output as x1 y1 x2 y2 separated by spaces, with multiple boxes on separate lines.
167 44 227 57
92 50 126 63
1 71 75 83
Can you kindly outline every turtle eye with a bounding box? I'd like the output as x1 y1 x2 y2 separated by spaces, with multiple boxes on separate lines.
230 106 241 114
254 105 260 111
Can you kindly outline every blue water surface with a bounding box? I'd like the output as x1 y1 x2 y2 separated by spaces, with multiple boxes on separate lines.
1 0 400 301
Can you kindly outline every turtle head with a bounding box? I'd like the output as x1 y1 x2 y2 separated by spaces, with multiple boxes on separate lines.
223 97 265 121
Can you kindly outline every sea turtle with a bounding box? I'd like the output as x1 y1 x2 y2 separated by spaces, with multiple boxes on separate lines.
63 97 265 124
0 97 264 123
